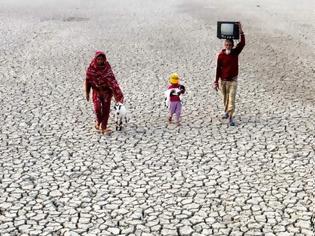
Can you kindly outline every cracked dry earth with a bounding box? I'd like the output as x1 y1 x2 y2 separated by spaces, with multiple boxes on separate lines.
0 0 314 235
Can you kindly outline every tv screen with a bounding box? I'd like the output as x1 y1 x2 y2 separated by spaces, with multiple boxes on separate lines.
221 23 234 35
217 21 239 39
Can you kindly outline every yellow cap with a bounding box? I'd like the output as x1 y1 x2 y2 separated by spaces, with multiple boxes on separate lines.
169 73 180 84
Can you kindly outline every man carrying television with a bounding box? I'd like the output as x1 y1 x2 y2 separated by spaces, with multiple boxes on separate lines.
214 22 245 126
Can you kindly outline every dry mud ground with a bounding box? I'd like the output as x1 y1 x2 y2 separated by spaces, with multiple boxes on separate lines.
0 0 314 235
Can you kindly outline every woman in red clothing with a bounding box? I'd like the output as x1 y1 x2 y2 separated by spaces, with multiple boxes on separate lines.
85 51 124 133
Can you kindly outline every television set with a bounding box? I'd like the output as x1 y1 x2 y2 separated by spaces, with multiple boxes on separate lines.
217 21 240 39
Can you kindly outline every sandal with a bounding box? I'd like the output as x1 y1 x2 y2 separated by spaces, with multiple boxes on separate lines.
222 112 229 119
101 128 112 134
229 117 236 126
168 116 172 123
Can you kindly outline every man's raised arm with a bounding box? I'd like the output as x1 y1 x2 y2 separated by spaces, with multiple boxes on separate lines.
234 23 245 54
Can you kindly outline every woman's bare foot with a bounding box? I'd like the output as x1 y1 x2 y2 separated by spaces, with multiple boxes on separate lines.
95 122 100 130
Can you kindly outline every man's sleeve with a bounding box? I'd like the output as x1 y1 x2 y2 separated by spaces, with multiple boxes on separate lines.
215 55 222 83
234 33 245 55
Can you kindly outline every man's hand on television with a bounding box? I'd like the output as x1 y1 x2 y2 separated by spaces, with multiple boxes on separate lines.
238 22 243 34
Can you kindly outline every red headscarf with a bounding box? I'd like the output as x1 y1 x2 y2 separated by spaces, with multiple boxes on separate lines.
86 51 124 103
